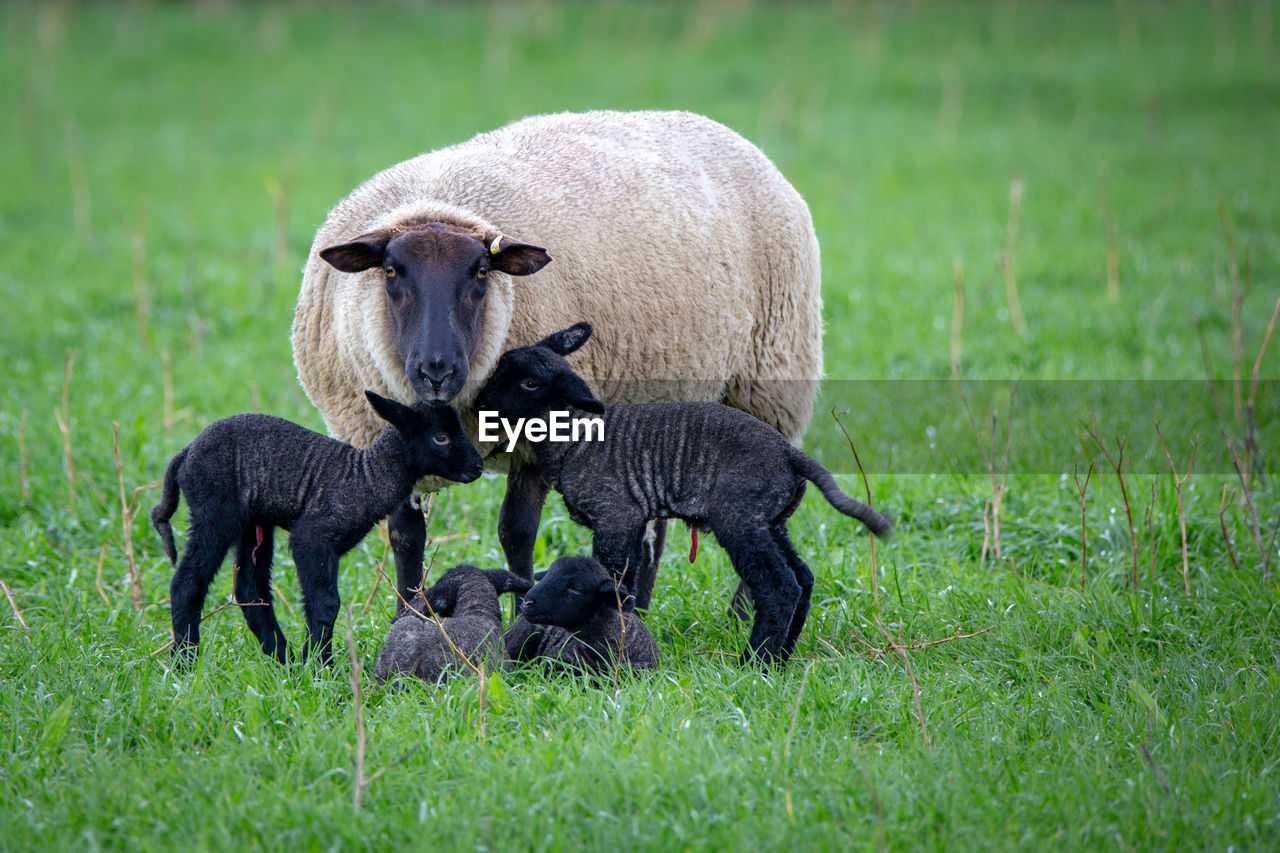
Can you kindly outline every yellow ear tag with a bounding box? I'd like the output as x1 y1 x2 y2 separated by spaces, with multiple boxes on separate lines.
490 235 503 255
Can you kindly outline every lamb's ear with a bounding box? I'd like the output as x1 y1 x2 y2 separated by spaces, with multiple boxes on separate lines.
365 390 416 431
320 230 393 272
557 372 606 414
536 322 593 356
486 569 533 596
597 579 636 613
485 233 551 276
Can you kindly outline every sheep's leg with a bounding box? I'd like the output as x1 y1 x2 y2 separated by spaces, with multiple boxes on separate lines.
591 520 649 598
233 524 289 664
718 524 800 666
290 534 341 666
772 525 814 661
631 519 667 610
388 498 426 613
498 462 551 581
169 516 237 665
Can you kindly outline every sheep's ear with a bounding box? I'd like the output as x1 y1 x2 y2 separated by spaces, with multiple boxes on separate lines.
365 390 416 431
485 233 551 277
486 569 533 596
536 322 593 356
597 579 636 612
319 230 393 272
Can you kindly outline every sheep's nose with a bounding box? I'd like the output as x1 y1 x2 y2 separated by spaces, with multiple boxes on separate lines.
417 357 456 390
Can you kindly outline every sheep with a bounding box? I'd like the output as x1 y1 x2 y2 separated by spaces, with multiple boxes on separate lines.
373 565 531 685
474 323 892 666
291 109 823 610
150 391 484 666
504 556 659 675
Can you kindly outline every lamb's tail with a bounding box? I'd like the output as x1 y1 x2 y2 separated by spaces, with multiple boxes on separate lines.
787 446 892 540
150 446 188 565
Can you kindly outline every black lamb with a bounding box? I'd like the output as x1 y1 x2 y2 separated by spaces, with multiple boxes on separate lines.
504 555 659 674
374 565 531 685
151 391 484 666
474 323 892 666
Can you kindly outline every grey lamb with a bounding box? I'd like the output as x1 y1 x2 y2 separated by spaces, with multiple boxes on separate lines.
504 555 659 674
151 391 483 667
474 323 892 666
374 565 532 685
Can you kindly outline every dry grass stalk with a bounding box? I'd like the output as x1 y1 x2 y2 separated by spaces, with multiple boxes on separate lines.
1218 483 1243 573
1085 413 1140 591
1073 462 1094 590
1154 423 1196 594
782 661 813 820
831 408 880 608
1225 434 1272 580
94 542 111 606
853 625 995 660
112 422 142 613
2 581 30 634
55 347 76 502
1002 178 1027 337
133 197 151 347
1101 166 1120 303
950 255 965 378
1146 479 1159 605
960 386 1013 566
343 604 371 810
18 406 31 504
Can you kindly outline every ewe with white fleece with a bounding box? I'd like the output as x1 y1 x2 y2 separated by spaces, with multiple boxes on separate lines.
293 109 822 449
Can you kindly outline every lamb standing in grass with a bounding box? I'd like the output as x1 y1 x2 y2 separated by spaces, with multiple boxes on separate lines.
475 324 892 666
504 555 658 675
374 566 531 685
292 109 824 607
151 391 483 666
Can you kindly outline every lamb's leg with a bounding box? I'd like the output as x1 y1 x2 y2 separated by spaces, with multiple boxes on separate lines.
717 523 800 666
169 516 236 665
591 519 649 595
233 524 289 664
388 498 426 613
728 581 754 622
498 462 551 581
289 532 341 666
631 519 667 610
773 526 814 662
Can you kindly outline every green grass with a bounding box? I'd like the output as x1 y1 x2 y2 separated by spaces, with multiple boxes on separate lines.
1 1 1278 849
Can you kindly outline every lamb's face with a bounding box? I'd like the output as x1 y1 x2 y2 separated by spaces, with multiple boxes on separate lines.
474 346 604 424
319 223 550 404
520 556 631 629
403 403 485 484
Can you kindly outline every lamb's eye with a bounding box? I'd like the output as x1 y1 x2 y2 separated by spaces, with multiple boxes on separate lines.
566 587 584 596
520 379 540 392
432 433 451 446
476 267 488 280
383 266 396 278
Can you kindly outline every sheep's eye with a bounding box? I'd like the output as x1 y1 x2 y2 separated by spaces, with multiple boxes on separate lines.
383 266 397 278
520 379 540 392
432 433 451 446
476 267 488 280
566 586 584 596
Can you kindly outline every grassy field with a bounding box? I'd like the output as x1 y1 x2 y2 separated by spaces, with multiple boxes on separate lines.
1 1 1278 849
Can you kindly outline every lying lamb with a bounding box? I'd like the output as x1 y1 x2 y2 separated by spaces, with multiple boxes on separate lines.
151 391 483 666
474 323 893 666
374 565 531 685
504 556 659 675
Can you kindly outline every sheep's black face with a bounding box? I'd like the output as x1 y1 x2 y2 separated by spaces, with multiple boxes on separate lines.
474 344 605 425
520 556 632 629
320 224 551 405
366 392 484 483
